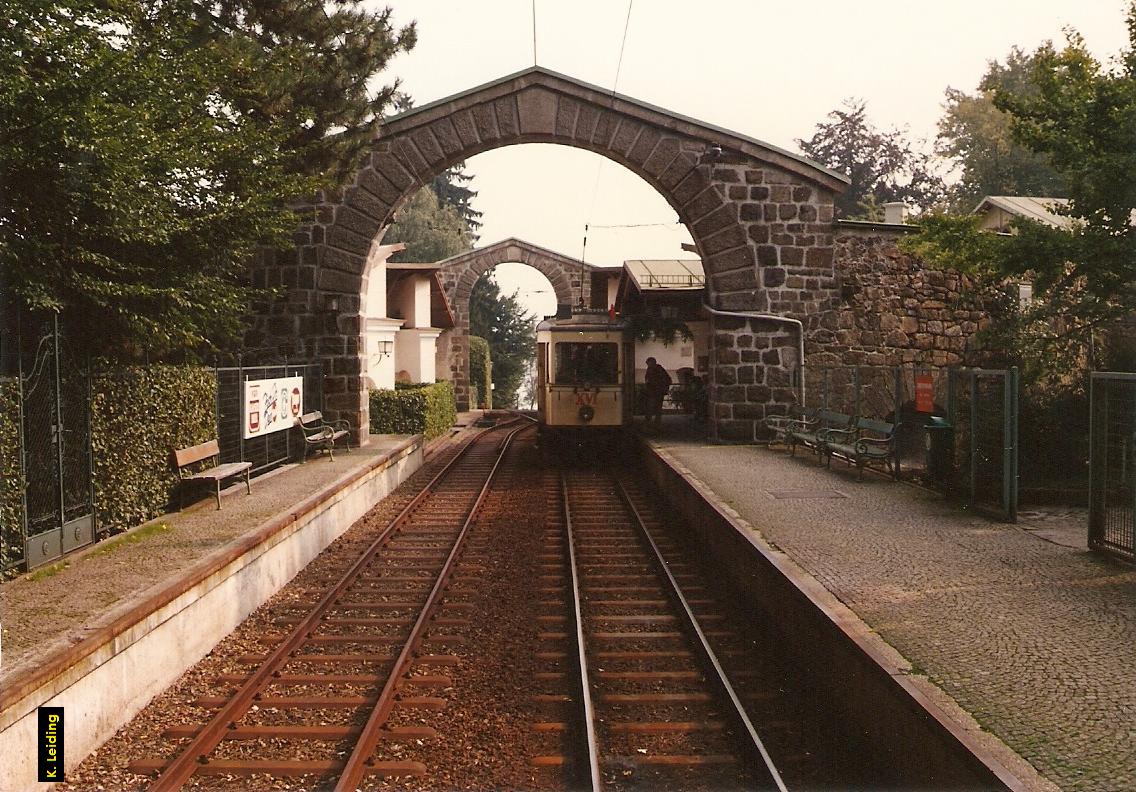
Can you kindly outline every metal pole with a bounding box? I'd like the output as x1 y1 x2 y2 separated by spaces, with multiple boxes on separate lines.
893 366 903 477
237 353 245 464
87 359 96 537
823 368 829 413
1011 366 1019 522
53 315 65 531
969 370 978 506
1088 374 1098 545
15 345 29 570
1001 371 1013 521
853 366 861 418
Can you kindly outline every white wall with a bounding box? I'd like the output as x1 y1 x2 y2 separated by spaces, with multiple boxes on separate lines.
634 320 710 382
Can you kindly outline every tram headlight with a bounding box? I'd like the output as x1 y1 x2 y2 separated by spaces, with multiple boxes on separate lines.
578 404 595 422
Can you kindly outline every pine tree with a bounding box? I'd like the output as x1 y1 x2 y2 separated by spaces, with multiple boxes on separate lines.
198 0 417 183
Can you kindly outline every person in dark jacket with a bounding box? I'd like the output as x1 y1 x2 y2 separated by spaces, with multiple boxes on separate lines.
644 357 672 428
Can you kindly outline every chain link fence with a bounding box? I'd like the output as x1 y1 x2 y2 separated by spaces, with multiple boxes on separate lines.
1089 372 1136 560
799 365 1019 521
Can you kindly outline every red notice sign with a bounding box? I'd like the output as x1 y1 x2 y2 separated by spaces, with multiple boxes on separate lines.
915 373 934 413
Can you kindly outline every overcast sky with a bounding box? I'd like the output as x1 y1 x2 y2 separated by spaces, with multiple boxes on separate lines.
381 1 1129 318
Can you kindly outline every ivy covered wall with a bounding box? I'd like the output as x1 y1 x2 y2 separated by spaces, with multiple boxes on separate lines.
0 378 25 576
91 365 217 535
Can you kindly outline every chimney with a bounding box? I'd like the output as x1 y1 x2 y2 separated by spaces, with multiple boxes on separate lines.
883 202 909 224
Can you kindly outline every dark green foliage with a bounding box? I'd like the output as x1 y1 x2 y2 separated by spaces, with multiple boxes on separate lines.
0 379 24 577
201 1 416 183
383 188 471 262
468 336 492 409
369 382 456 440
904 9 1136 378
432 164 483 240
470 276 534 408
938 48 1067 210
798 99 947 218
1 1 413 360
627 314 694 345
91 366 217 535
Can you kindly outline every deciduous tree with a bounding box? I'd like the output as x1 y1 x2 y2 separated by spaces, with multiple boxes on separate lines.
937 48 1067 210
903 6 1136 375
798 100 947 218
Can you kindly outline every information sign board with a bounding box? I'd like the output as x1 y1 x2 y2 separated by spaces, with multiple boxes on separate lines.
243 376 304 439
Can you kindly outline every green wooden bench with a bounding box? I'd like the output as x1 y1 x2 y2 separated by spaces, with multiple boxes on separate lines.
779 409 855 457
297 411 351 460
819 416 901 480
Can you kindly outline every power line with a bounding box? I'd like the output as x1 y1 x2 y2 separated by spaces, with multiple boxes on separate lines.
588 221 680 229
581 0 636 263
531 0 537 65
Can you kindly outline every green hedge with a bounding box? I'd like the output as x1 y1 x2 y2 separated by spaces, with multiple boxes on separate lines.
91 365 217 535
0 378 25 576
369 381 456 440
469 336 492 409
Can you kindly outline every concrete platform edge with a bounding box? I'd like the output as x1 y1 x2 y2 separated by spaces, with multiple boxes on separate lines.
640 439 1053 792
0 435 424 792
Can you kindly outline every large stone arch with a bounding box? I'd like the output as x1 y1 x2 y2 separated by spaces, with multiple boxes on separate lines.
248 66 849 442
435 238 596 410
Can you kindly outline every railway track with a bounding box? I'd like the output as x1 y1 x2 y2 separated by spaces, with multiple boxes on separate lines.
128 419 530 791
531 466 787 791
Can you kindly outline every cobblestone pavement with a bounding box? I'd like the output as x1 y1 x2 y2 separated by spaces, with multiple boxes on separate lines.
654 437 1136 792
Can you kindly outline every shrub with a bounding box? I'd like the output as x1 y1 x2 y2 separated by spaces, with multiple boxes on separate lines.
370 381 456 440
0 378 25 577
91 365 217 535
468 336 492 409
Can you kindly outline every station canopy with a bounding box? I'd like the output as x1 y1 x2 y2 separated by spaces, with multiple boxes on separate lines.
623 259 705 292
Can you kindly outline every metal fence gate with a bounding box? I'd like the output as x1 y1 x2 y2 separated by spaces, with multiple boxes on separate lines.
1089 372 1136 560
215 362 323 473
800 365 1019 521
16 320 95 571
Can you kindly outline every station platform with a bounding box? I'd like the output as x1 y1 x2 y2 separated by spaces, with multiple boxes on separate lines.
638 414 1135 792
0 428 460 791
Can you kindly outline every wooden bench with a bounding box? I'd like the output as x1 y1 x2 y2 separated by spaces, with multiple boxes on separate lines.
173 440 252 510
296 411 351 460
819 416 901 480
765 406 817 447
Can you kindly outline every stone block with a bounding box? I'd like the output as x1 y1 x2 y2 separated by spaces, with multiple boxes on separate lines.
745 169 764 184
452 110 481 148
494 96 520 136
628 128 662 166
715 420 755 442
701 225 747 256
693 205 736 238
611 119 643 156
472 103 500 141
643 138 680 177
763 267 787 287
555 96 580 137
411 128 445 166
574 104 600 143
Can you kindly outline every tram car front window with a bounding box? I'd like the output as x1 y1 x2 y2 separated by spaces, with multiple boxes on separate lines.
554 342 619 385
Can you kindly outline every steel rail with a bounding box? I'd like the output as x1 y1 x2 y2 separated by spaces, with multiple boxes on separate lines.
335 421 532 791
559 471 604 792
613 476 788 792
147 424 505 791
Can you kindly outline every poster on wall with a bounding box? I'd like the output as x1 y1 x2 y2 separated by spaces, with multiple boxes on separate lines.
915 372 935 413
243 376 304 439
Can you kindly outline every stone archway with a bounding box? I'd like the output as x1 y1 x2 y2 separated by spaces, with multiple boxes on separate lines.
247 66 849 442
435 238 596 411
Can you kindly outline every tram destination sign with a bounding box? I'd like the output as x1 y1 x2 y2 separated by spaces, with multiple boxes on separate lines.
243 375 304 439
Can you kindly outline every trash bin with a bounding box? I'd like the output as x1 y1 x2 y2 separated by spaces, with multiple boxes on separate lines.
925 416 954 489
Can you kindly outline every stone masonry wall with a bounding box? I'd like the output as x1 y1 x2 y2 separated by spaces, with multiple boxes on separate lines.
812 224 988 370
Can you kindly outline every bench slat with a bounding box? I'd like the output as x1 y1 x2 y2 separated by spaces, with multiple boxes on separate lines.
185 461 252 481
174 439 220 468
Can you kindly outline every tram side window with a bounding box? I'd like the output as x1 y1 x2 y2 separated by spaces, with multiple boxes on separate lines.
554 342 618 385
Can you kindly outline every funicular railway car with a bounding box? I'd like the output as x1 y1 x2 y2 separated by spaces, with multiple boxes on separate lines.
535 309 633 455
